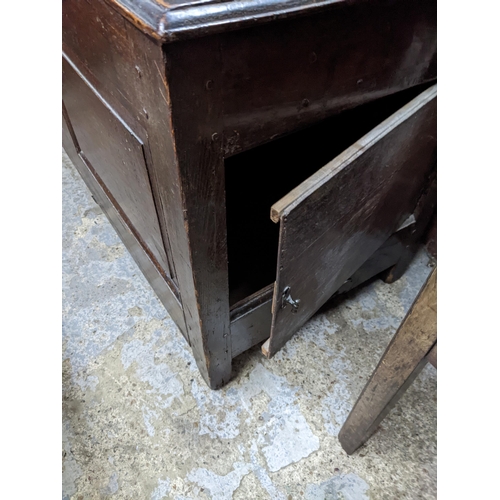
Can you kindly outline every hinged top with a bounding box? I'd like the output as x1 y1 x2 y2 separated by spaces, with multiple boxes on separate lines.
105 0 359 42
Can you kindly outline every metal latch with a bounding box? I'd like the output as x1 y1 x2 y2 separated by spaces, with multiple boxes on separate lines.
282 286 300 313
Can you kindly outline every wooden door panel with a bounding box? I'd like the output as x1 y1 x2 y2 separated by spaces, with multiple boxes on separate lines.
265 85 437 357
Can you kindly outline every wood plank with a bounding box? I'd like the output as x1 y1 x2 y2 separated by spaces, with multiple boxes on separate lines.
338 268 437 454
231 299 273 359
105 0 436 54
271 86 437 222
265 85 437 357
104 0 364 42
63 0 152 131
230 285 273 358
230 284 274 321
221 0 436 155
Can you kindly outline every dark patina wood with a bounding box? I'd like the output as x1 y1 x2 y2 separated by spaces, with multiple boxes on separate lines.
264 86 437 358
219 0 436 155
230 210 427 360
62 57 172 278
338 268 437 455
334 215 418 296
103 0 435 45
62 108 187 338
63 0 437 388
63 0 232 388
383 166 437 284
163 37 233 388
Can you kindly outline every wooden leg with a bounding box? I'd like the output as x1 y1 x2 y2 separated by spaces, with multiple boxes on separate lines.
335 225 410 296
383 166 436 284
164 38 232 389
382 244 417 284
338 268 437 454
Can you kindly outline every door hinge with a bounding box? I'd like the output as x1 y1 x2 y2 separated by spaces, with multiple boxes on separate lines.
282 286 300 313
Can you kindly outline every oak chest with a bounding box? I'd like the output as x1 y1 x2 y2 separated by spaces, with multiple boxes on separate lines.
62 0 437 388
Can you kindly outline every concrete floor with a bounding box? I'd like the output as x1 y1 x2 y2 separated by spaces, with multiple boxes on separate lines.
62 150 437 500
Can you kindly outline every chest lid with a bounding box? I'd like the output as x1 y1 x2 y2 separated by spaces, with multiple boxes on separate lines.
106 0 364 42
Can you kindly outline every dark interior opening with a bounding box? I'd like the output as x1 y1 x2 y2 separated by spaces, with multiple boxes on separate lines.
225 82 435 307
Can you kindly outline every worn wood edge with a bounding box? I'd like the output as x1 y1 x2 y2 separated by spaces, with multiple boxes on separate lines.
270 84 437 223
261 339 271 357
104 0 164 42
104 0 350 43
231 298 273 358
230 283 274 321
62 52 146 145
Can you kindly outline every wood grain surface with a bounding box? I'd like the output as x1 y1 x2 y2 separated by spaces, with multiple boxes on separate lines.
220 0 436 155
62 113 188 339
63 57 172 278
265 85 437 357
338 268 437 454
63 0 437 387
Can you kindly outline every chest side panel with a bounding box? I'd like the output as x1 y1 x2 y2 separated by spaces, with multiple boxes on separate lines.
63 57 171 279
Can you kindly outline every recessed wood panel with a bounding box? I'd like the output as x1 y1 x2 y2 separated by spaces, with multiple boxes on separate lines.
62 57 171 276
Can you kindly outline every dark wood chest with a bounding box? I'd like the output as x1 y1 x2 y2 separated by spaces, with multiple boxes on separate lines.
62 0 437 388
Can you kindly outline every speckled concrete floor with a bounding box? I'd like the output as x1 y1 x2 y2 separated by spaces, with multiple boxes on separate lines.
62 150 437 500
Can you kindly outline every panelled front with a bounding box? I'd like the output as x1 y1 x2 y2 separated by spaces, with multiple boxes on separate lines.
63 57 171 276
220 0 436 155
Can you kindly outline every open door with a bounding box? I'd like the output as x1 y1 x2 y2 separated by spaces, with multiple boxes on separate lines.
263 85 437 357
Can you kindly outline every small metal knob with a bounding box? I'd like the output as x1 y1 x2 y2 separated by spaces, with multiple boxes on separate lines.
282 286 300 313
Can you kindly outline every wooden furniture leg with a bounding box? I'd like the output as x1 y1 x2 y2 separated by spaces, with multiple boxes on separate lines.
338 268 437 454
383 162 436 284
163 37 232 389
